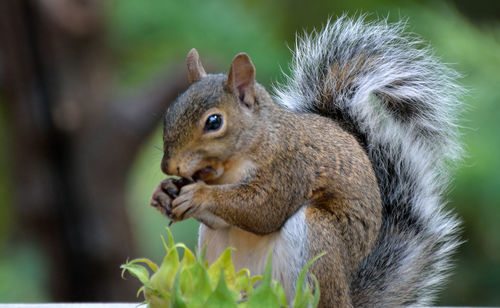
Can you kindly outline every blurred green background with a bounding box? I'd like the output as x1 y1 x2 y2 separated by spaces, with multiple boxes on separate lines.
1 0 499 305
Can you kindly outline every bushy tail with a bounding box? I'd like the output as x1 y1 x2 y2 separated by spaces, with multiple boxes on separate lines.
274 16 463 307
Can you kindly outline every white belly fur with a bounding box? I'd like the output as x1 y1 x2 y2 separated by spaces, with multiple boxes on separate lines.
198 207 308 300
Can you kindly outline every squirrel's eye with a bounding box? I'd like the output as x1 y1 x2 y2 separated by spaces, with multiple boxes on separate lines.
204 114 223 132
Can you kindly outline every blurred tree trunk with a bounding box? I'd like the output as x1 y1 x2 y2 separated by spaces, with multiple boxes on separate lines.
0 0 186 301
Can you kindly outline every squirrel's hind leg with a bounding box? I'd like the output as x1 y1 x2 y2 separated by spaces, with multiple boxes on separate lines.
305 206 354 308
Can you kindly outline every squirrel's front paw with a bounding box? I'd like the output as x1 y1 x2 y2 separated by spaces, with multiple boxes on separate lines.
171 182 209 221
150 177 193 218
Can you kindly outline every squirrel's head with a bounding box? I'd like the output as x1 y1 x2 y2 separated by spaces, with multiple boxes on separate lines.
161 48 266 182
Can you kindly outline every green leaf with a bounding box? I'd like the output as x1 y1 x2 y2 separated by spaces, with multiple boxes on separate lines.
150 244 180 298
207 247 236 288
195 245 207 263
234 268 252 295
178 243 196 267
250 275 262 285
272 281 288 308
295 287 311 308
145 288 170 308
204 270 238 308
246 252 279 308
136 286 145 298
200 245 207 263
166 227 175 248
126 258 159 272
171 268 188 308
292 253 325 308
160 234 169 253
159 227 176 255
310 274 321 308
179 264 194 299
120 263 150 286
180 261 212 308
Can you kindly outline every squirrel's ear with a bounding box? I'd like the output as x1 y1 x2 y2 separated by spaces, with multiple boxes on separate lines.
225 53 256 109
186 48 206 83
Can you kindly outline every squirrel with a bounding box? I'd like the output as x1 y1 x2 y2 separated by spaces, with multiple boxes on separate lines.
149 16 463 307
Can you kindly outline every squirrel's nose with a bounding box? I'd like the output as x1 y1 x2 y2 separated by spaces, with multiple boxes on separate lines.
160 160 168 175
161 154 173 175
161 156 182 176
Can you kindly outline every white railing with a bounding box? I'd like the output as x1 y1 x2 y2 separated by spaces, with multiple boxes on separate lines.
0 305 489 308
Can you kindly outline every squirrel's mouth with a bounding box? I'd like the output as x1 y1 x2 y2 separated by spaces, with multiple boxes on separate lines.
192 166 218 182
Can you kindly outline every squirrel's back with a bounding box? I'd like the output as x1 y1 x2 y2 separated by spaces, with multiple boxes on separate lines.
274 16 463 307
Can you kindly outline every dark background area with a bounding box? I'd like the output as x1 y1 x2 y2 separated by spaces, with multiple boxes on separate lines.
0 0 499 305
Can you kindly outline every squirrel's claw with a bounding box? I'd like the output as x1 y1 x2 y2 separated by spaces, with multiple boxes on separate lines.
150 187 173 216
170 182 207 221
150 177 189 219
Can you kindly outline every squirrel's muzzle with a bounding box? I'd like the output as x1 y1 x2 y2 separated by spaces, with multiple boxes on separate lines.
161 154 170 175
161 151 208 179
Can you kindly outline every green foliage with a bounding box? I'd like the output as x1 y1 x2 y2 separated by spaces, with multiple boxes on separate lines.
106 0 289 87
121 229 321 308
245 253 281 308
292 254 322 308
